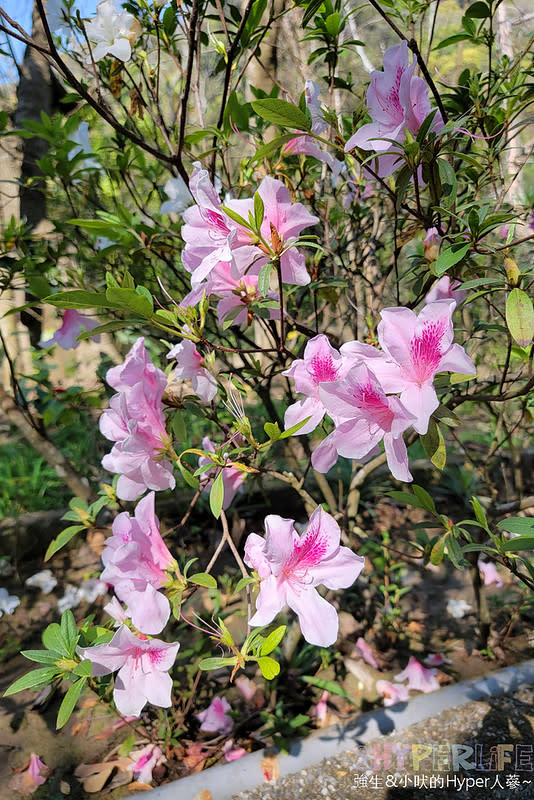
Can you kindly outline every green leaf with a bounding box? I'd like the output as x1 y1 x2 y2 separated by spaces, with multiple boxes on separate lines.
4 667 59 696
257 656 280 680
465 1 490 17
471 497 490 533
251 99 311 131
301 675 359 706
264 421 281 441
412 485 438 514
388 490 431 511
257 262 272 297
506 289 534 348
302 0 323 27
435 33 472 49
21 649 62 665
434 243 470 277
209 470 224 519
497 517 534 535
430 535 446 565
289 713 310 728
445 532 466 569
72 660 93 677
252 133 297 163
60 610 78 652
56 678 86 729
234 576 256 593
218 616 234 648
502 536 534 552
43 290 113 309
177 460 199 489
42 623 69 656
188 572 217 589
105 287 153 319
420 419 446 470
253 191 265 230
198 656 237 671
260 625 286 656
45 525 86 561
279 416 312 439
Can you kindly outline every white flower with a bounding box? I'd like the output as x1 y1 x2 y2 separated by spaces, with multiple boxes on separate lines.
85 0 136 63
0 588 20 617
25 570 58 594
446 598 472 619
160 177 193 216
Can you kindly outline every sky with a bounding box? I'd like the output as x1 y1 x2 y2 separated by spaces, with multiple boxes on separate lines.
0 0 97 77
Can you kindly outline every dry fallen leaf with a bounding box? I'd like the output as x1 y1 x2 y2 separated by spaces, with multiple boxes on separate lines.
74 757 134 793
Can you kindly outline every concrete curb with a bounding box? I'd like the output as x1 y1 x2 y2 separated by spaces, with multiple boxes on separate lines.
135 659 534 800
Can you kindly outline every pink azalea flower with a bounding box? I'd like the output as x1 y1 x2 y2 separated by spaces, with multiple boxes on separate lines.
40 308 101 350
230 176 318 286
345 41 443 177
244 507 365 647
425 276 468 306
223 740 247 762
395 656 439 693
104 596 129 626
77 624 179 717
313 690 330 724
181 162 250 288
376 680 410 706
356 636 378 669
422 227 440 261
371 300 476 434
100 492 175 634
9 753 52 795
166 339 217 403
196 696 233 734
99 338 176 500
235 675 257 701
424 653 451 667
198 437 245 509
314 362 417 479
131 744 165 784
283 334 353 435
478 559 503 587
209 263 280 328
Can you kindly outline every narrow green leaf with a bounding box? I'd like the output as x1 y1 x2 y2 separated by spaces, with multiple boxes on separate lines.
412 485 438 514
260 625 286 656
198 656 237 671
56 678 86 729
60 610 79 652
279 416 312 439
45 525 86 562
257 262 272 297
253 191 265 230
4 667 59 696
506 289 534 348
301 675 359 706
43 291 113 309
471 497 490 533
105 287 153 319
446 531 466 569
21 650 62 665
209 470 224 519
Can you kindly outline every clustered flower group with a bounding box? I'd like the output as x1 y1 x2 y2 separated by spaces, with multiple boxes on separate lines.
283 295 475 481
60 24 476 740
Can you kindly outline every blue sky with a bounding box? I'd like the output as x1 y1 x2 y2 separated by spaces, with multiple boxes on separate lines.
1 0 97 67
